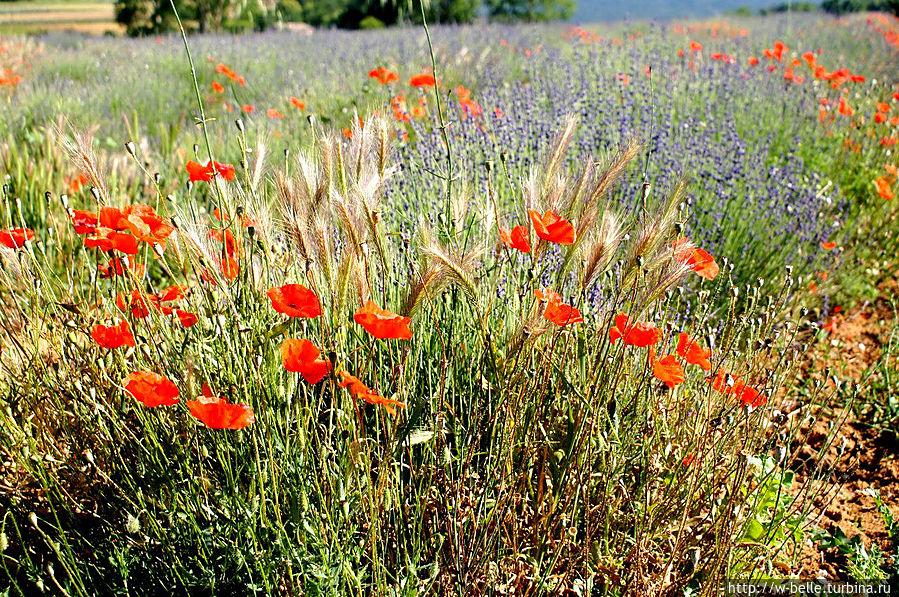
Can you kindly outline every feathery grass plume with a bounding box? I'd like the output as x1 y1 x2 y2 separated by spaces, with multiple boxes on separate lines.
417 224 482 311
248 138 266 193
580 210 624 291
540 113 578 201
623 178 687 282
59 127 110 206
577 139 641 235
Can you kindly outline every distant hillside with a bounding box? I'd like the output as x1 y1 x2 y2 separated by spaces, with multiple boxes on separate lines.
573 0 799 22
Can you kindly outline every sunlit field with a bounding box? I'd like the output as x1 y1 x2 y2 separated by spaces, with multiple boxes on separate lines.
1 10 898 596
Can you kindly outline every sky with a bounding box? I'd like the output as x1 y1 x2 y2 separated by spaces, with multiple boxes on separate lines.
573 0 780 22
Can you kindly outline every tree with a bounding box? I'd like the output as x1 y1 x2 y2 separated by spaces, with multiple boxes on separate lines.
487 0 575 22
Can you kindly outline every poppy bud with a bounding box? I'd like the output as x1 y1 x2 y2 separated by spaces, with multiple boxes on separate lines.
500 151 508 164
235 119 244 132
125 141 137 157
154 173 161 184
60 193 70 211
484 159 493 173
90 187 101 202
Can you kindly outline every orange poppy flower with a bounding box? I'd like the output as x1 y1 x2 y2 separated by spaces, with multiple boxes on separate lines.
122 204 174 245
115 289 161 319
354 300 412 340
747 56 759 66
242 104 255 113
820 241 837 250
186 160 236 183
208 228 241 259
673 238 719 280
123 371 180 407
609 313 660 347
527 209 575 245
737 385 766 407
499 225 531 253
650 348 685 388
91 320 136 349
337 370 406 415
874 176 894 200
187 383 255 430
175 309 198 328
71 210 98 234
98 258 145 279
676 332 711 370
267 284 322 318
289 96 306 110
267 108 284 119
281 338 332 384
369 67 399 85
534 288 583 327
84 228 140 255
211 81 224 93
689 40 702 53
0 227 34 249
409 73 437 87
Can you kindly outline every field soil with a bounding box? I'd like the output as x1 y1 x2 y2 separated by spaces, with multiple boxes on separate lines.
791 276 899 578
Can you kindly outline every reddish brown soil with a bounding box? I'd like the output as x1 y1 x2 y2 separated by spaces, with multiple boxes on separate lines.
790 278 898 578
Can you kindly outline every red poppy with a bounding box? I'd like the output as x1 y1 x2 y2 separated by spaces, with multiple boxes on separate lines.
122 205 175 245
98 206 128 230
737 385 766 407
98 258 145 279
281 338 332 384
609 313 660 347
267 284 322 318
689 40 702 53
123 371 180 407
175 309 198 328
91 320 136 349
71 210 98 235
369 67 399 85
337 370 406 415
527 209 575 245
208 228 241 258
747 56 759 66
534 288 583 327
84 228 140 255
187 383 255 430
874 176 894 200
186 160 236 183
66 172 89 194
673 238 719 280
116 290 160 319
158 285 188 302
409 73 437 87
499 225 531 253
242 104 255 113
211 81 224 93
289 96 306 110
650 348 685 388
0 228 35 249
267 108 284 119
354 300 412 340
676 332 712 370
820 241 837 250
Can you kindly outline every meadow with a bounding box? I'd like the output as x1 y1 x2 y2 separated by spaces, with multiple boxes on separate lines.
0 10 898 596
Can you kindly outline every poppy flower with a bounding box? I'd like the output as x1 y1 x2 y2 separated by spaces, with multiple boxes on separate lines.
823 316 838 333
242 104 255 113
689 40 702 53
499 225 531 253
187 383 255 430
527 209 575 245
211 81 224 93
122 205 175 245
123 371 179 407
354 300 412 340
368 67 399 85
157 285 188 302
409 73 437 87
91 320 136 349
98 258 145 279
84 228 140 255
609 313 660 347
737 385 766 408
535 288 583 327
116 290 160 319
289 96 306 110
0 228 35 249
281 338 332 384
175 309 198 328
337 370 406 415
820 241 837 250
676 332 712 370
673 238 719 280
650 348 685 388
874 176 894 200
267 284 322 318
186 160 236 183
709 370 750 398
267 108 284 119
208 228 241 258
71 210 98 235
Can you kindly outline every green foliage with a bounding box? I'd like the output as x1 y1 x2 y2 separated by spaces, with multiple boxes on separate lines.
115 0 235 35
358 14 385 28
821 0 899 15
759 2 819 14
487 0 575 22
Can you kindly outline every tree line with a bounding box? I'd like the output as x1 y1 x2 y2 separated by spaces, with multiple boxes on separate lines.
113 0 576 35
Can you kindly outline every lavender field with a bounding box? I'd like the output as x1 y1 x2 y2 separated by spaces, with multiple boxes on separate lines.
1 10 898 596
